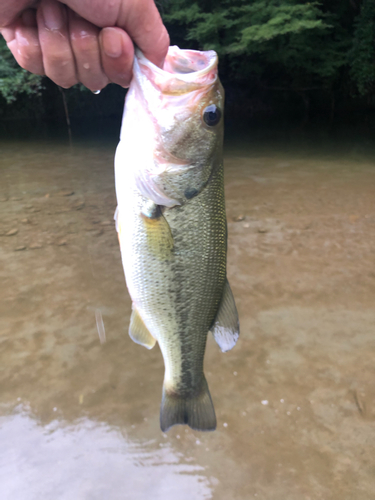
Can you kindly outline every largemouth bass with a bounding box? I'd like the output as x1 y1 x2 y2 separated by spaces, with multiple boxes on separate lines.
115 46 239 432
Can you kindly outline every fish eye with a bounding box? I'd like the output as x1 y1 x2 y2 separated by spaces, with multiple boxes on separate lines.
203 104 222 127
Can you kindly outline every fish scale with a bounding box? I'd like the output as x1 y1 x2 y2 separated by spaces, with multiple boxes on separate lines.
161 167 227 394
115 46 239 432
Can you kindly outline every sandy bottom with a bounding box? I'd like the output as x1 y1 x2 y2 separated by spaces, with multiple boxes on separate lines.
0 137 374 499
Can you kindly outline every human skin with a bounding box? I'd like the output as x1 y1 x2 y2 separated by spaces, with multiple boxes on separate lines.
0 0 169 90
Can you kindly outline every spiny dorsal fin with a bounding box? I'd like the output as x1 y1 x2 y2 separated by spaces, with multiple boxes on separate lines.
129 306 156 350
211 280 239 353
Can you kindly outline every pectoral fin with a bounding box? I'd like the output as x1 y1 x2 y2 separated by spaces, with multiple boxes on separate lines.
141 201 174 258
141 200 161 219
211 280 239 353
129 306 156 349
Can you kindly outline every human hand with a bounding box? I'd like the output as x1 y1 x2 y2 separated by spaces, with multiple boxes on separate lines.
0 0 169 90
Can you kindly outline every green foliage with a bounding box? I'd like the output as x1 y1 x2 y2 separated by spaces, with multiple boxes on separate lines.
349 0 375 96
170 1 327 51
0 0 374 117
163 0 350 88
0 37 43 104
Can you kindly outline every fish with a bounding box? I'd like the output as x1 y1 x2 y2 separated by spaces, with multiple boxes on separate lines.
114 45 239 432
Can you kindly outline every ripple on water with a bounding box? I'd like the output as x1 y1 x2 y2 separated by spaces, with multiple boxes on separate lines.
0 407 213 500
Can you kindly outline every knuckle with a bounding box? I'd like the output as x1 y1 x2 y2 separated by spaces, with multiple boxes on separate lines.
46 50 73 67
70 31 98 51
46 70 77 88
43 49 78 87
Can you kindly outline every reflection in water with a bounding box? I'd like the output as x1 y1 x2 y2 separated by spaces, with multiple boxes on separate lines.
1 406 212 500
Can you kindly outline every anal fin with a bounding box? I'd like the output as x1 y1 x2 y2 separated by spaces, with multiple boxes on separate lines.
211 280 239 353
129 306 156 350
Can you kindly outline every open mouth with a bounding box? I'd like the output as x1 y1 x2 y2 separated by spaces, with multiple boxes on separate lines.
163 47 217 76
135 46 218 88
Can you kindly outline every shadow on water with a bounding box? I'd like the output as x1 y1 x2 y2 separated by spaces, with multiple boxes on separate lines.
1 115 375 499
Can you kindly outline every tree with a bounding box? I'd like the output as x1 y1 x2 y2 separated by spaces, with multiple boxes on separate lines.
349 0 375 96
163 0 350 90
0 1 374 118
0 37 43 105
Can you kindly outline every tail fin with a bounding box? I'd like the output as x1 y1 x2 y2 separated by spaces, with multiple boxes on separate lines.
160 375 216 432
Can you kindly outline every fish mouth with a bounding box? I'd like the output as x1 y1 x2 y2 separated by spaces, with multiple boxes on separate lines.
135 46 218 94
163 46 217 78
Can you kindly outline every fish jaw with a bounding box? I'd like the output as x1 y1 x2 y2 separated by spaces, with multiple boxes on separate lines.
137 45 219 91
116 46 224 209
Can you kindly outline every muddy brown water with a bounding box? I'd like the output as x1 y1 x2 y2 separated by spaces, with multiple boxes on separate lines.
1 133 375 499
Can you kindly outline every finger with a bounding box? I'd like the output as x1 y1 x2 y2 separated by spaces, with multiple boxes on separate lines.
0 1 38 27
99 27 133 88
36 0 78 88
1 13 44 75
15 24 45 75
1 26 17 50
68 10 108 91
21 8 38 28
118 0 170 68
60 0 169 68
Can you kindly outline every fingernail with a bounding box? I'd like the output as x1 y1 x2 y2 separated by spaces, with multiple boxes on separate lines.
42 1 64 31
102 28 123 58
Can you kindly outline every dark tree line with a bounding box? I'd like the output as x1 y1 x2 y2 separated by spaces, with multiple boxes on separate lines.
1 0 375 120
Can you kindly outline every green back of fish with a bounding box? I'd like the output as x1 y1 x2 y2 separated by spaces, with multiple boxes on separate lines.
161 162 227 390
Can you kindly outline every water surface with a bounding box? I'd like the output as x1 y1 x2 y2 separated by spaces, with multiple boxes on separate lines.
1 131 375 499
